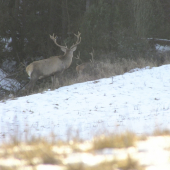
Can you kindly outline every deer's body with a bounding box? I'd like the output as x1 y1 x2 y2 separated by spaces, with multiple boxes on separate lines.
76 50 95 75
25 32 81 93
26 55 72 79
76 63 87 75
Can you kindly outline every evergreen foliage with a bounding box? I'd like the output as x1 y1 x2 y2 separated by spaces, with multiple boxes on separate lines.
0 0 170 80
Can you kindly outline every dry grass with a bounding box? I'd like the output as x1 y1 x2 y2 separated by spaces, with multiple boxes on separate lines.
66 156 144 170
47 57 147 91
92 131 136 150
44 52 170 93
115 156 144 170
1 128 170 170
153 128 170 136
0 139 61 166
12 51 170 97
0 131 145 170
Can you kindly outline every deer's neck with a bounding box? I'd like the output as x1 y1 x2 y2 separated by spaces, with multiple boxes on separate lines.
61 53 73 68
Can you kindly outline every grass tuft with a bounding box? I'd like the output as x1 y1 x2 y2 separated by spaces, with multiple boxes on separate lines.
92 131 136 150
153 128 170 136
66 156 144 170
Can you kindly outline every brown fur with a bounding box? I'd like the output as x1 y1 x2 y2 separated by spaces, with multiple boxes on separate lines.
25 32 81 93
76 63 87 75
26 64 33 78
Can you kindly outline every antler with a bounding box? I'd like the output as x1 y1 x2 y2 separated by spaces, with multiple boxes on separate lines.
75 51 83 65
89 48 94 63
50 32 81 50
70 31 81 49
49 34 68 50
75 51 80 60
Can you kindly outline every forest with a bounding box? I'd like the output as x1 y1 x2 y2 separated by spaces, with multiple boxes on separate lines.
0 0 170 95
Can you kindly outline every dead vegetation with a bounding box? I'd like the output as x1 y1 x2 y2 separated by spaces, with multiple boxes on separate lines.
153 128 170 136
1 49 170 98
1 128 170 170
31 50 170 95
92 131 136 150
0 131 145 170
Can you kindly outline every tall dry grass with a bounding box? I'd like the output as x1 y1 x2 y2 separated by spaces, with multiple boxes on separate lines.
5 50 170 97
50 51 170 91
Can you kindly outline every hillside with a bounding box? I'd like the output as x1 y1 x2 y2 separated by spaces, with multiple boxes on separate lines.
1 64 170 142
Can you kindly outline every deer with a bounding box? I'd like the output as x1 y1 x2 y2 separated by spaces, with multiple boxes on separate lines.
76 49 95 75
24 32 81 93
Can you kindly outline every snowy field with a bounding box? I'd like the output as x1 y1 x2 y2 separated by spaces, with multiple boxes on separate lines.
1 64 170 142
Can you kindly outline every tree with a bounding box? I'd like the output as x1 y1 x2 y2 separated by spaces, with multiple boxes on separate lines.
62 0 68 40
132 0 163 38
0 0 170 71
86 0 90 11
47 0 55 56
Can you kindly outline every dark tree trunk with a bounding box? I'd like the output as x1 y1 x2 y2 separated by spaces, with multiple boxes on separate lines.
48 0 55 56
11 0 19 59
62 0 67 41
20 0 27 61
86 0 90 12
112 0 115 8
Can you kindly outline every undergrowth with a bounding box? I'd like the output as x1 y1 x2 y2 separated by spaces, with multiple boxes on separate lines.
0 131 144 170
1 50 170 98
92 131 136 149
1 128 170 170
24 51 170 96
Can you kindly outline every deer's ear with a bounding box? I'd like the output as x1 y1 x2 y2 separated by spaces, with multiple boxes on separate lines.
60 47 67 53
71 46 77 52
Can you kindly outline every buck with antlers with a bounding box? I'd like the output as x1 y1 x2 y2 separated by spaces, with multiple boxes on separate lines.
25 32 81 93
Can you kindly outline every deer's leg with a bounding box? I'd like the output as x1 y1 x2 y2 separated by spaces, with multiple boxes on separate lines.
58 71 64 86
52 71 64 88
51 72 60 89
25 79 35 94
25 74 38 94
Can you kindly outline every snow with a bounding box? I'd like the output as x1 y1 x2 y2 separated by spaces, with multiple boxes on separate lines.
155 44 170 52
0 68 20 92
1 64 170 142
1 37 12 52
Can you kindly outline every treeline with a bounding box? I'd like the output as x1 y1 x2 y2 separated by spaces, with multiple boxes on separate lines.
0 0 170 71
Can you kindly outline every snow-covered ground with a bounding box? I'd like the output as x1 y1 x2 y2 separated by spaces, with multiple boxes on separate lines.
1 65 170 142
0 68 20 92
155 44 170 53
